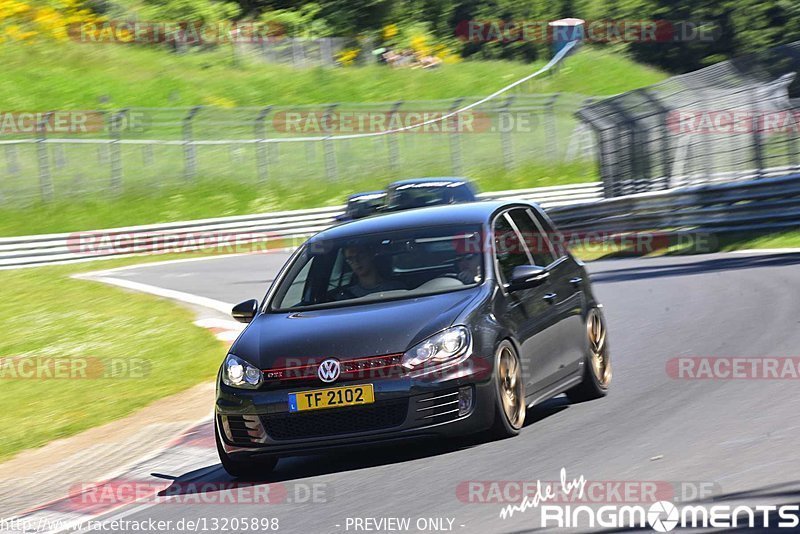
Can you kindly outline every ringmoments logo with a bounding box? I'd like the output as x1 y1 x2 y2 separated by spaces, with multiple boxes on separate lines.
494 468 800 530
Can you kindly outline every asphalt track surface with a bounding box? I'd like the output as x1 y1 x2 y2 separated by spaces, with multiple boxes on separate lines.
41 251 800 532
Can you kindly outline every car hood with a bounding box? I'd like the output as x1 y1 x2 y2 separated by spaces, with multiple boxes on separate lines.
231 288 482 369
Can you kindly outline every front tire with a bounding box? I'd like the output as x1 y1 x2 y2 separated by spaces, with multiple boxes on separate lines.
566 307 612 403
215 419 278 479
489 341 526 439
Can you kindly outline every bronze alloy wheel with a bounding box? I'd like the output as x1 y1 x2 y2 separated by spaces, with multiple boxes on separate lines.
498 345 525 429
587 308 611 387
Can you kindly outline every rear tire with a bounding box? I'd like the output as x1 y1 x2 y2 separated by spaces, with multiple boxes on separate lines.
566 307 611 403
489 341 526 439
215 419 278 479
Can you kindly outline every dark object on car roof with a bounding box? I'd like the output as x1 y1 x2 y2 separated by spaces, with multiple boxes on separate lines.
382 177 478 213
335 191 387 222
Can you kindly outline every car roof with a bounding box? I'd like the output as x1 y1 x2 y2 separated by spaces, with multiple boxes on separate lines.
311 200 537 242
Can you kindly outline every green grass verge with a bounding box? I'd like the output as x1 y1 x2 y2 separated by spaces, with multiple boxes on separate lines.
0 160 596 236
717 229 800 251
0 257 225 463
0 42 665 237
0 43 666 109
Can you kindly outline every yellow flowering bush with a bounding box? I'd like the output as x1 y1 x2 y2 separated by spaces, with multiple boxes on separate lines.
0 0 101 43
336 47 360 67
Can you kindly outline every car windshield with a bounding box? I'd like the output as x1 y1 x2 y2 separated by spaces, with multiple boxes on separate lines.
269 225 484 311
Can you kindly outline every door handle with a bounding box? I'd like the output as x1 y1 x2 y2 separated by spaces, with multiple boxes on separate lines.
569 277 583 287
543 293 557 304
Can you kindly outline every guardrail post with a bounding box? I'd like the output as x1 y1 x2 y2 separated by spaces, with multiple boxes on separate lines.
544 93 560 160
323 104 338 180
500 95 516 169
109 109 127 195
254 106 273 183
183 106 201 181
36 112 54 202
387 101 403 172
448 98 464 175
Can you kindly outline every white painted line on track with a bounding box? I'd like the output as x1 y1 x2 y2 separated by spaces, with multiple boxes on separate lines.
731 248 800 254
75 275 234 315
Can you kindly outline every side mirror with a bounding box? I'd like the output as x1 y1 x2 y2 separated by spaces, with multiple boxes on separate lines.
508 265 549 291
232 299 259 323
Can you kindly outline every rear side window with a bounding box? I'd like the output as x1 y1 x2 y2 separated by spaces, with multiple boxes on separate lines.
507 209 555 267
530 208 567 258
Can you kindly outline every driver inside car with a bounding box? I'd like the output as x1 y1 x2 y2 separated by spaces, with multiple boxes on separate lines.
340 245 404 298
456 253 482 284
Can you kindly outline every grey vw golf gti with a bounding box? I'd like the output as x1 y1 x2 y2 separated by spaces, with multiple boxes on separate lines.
216 200 611 477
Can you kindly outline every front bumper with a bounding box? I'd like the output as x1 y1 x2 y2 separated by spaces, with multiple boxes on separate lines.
215 361 495 459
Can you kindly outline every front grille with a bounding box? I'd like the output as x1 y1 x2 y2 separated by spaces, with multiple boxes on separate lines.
262 354 405 388
260 399 408 440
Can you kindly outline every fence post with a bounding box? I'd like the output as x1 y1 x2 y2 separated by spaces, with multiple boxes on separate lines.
291 39 304 68
387 101 403 172
500 95 516 170
183 106 201 181
36 112 53 202
5 144 19 175
448 98 464 175
544 93 560 160
109 109 126 195
254 106 272 183
323 104 338 180
751 104 764 179
320 38 333 67
788 111 800 172
640 90 672 190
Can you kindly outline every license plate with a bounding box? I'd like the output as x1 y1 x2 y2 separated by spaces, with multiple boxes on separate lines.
288 384 375 412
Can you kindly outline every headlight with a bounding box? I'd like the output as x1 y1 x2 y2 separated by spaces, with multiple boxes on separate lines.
401 326 471 370
222 354 263 389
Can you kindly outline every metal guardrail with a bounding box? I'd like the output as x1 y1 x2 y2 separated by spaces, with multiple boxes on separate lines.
0 182 602 269
548 173 800 236
4 173 795 270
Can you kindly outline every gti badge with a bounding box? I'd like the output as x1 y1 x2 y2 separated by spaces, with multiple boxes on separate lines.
317 358 341 383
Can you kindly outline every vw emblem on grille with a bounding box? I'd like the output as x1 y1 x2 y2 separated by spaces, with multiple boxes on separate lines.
317 359 340 383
